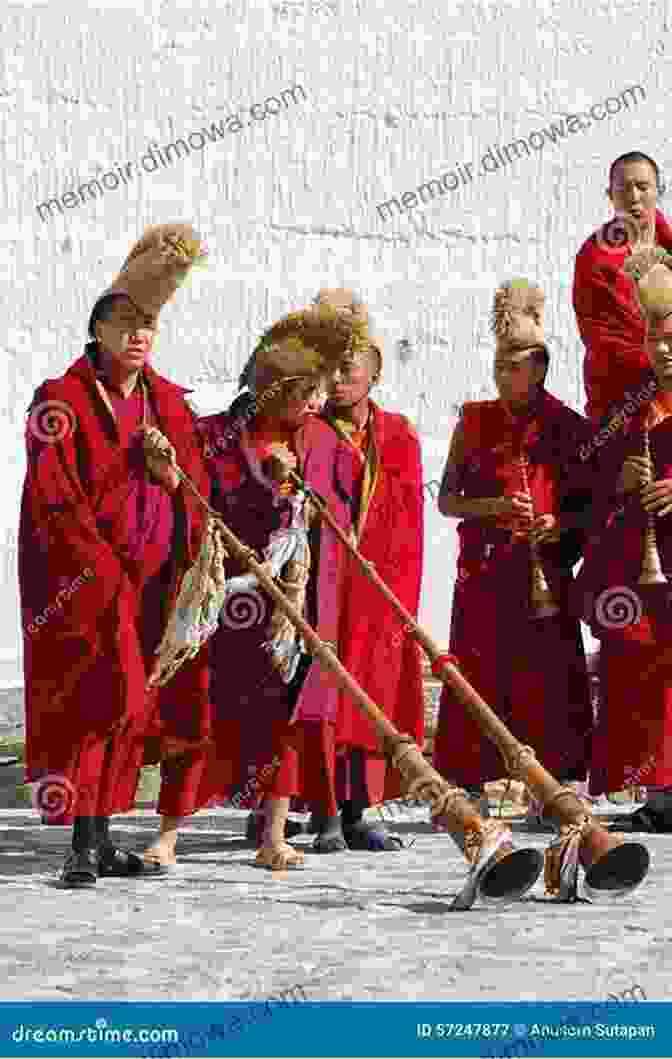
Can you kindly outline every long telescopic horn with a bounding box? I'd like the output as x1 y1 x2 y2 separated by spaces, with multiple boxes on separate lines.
161 463 544 910
288 470 650 903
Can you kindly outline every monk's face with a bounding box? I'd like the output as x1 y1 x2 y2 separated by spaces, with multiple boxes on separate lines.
274 378 323 428
608 160 657 229
494 349 545 405
646 313 672 389
326 349 378 411
95 296 156 373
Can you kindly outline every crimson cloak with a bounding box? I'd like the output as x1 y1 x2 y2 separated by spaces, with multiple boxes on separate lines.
19 354 212 822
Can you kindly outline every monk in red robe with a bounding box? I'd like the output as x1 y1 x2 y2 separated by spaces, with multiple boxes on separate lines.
573 247 672 830
308 289 424 852
433 281 593 820
19 224 212 887
185 302 367 869
573 150 672 424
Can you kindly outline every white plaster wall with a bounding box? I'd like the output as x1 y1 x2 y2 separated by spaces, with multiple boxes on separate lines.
2 0 669 686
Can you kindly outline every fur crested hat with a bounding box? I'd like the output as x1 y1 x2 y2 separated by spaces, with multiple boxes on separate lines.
490 278 546 353
313 287 383 371
623 247 672 320
94 222 207 324
250 301 370 397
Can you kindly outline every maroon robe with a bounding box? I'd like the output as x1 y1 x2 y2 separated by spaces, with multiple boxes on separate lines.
571 409 672 793
432 390 593 787
322 403 425 804
192 413 359 815
19 351 212 823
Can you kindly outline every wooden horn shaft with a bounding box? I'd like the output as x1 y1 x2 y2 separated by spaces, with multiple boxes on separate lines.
174 467 487 858
286 471 618 860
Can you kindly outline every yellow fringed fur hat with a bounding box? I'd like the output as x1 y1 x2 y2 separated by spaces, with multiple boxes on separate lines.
313 287 383 377
93 222 207 325
251 300 370 399
490 278 546 354
623 247 672 321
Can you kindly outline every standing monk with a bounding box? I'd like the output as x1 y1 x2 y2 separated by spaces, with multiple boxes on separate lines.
433 281 593 820
573 151 672 424
19 224 213 887
314 288 425 852
188 302 368 869
574 248 672 831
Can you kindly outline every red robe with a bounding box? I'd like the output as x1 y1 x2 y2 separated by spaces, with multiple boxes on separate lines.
192 413 359 816
322 402 425 804
573 208 672 423
18 352 212 823
571 410 672 793
432 390 593 787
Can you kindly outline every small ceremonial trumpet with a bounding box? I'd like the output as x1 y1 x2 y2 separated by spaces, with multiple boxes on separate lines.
518 455 560 619
638 425 668 586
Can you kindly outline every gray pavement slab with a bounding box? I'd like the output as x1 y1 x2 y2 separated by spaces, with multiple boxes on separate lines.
0 806 667 1005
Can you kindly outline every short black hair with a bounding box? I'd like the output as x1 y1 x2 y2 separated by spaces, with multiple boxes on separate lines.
87 292 132 340
609 152 664 196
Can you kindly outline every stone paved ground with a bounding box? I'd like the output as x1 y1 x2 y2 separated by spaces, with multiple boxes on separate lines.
0 806 669 1006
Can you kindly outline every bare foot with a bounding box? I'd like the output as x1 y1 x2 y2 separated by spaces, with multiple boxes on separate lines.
139 843 177 870
255 842 305 871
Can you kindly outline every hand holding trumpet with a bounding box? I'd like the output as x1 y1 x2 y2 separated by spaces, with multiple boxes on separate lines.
618 455 672 517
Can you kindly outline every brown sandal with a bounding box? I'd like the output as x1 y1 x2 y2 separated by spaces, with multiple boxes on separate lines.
254 842 305 871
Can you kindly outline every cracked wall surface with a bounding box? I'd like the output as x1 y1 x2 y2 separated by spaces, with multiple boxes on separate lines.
1 0 669 691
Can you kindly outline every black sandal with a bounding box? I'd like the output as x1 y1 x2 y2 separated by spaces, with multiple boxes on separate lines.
61 849 98 888
97 847 147 877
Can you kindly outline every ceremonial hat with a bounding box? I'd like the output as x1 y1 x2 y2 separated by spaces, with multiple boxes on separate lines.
623 246 672 320
490 279 546 355
250 300 370 399
313 287 383 374
90 222 207 327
